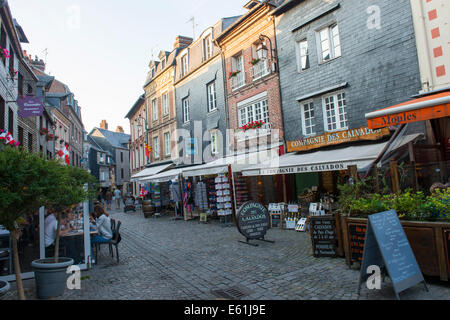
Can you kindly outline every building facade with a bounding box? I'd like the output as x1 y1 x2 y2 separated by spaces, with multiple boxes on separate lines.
216 0 285 155
273 0 422 145
174 17 240 165
144 36 192 165
126 94 146 196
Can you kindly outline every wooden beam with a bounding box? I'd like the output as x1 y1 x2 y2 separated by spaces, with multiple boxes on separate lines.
390 160 401 194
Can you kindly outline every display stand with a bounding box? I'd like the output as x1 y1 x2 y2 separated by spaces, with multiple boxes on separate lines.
216 174 233 227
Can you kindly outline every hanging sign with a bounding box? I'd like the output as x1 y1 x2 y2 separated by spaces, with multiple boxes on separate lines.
17 95 44 118
287 126 390 153
236 201 270 240
357 210 428 300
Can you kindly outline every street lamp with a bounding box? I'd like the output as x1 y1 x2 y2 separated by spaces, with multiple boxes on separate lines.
258 34 275 61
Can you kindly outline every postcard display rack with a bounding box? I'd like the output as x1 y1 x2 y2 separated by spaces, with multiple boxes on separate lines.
205 177 218 217
194 180 209 213
215 174 233 227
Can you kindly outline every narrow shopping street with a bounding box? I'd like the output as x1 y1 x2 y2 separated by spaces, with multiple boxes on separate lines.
3 207 450 300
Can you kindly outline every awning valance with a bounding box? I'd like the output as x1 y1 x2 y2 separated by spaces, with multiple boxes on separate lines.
365 91 450 129
182 148 280 177
130 163 173 182
139 167 184 183
241 142 388 176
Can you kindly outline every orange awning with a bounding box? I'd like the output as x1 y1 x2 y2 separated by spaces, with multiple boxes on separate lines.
366 91 450 129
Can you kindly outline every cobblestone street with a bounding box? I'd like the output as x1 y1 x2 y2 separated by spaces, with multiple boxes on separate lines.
3 207 450 300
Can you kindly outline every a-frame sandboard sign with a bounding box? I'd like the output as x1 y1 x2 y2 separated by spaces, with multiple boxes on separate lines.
357 210 428 300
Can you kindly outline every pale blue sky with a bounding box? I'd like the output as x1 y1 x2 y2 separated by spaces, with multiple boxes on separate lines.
9 0 247 134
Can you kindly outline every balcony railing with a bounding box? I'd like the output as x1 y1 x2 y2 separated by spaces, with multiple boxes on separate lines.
231 71 245 91
251 59 271 80
235 122 272 142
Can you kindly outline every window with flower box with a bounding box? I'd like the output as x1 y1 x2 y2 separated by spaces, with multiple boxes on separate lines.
238 99 269 127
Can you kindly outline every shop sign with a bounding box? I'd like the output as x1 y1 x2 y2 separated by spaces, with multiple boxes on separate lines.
310 216 337 258
367 104 450 130
287 126 390 153
236 201 270 240
17 95 44 118
258 161 352 175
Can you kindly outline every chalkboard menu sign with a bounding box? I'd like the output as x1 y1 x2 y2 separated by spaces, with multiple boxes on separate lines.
310 216 337 257
270 213 282 228
349 224 367 263
236 201 270 240
358 210 428 300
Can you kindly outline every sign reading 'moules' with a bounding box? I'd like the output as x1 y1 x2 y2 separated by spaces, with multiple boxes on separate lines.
236 201 270 240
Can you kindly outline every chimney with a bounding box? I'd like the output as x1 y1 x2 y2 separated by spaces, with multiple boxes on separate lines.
31 55 46 72
174 35 193 50
116 126 124 133
100 120 108 130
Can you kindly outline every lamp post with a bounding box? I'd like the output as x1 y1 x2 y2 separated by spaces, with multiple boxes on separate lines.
258 34 275 61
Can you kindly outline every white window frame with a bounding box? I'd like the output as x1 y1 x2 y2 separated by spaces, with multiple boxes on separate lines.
231 54 245 90
296 39 310 72
152 98 158 121
237 99 269 127
301 100 316 136
202 34 213 61
207 81 217 112
153 137 160 159
164 132 171 157
183 98 190 123
317 23 341 63
162 92 169 116
322 91 347 132
181 53 189 77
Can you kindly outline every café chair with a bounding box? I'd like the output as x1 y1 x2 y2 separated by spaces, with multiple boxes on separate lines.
109 219 116 256
109 221 121 263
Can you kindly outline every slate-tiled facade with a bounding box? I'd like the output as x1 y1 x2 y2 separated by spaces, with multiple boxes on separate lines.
273 0 422 143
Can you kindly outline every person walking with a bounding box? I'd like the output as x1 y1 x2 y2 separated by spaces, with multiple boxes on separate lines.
114 188 122 210
105 189 113 210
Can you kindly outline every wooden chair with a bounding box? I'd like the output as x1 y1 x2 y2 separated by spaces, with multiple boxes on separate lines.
109 221 121 263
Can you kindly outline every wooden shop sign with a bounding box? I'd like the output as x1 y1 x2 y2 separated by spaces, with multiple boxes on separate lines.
287 126 390 153
236 201 270 240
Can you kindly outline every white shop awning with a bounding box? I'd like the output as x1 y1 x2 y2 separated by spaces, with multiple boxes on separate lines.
130 163 173 182
182 147 281 177
141 167 184 183
241 142 388 176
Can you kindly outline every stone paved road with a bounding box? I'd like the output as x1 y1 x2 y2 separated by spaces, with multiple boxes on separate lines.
2 207 450 300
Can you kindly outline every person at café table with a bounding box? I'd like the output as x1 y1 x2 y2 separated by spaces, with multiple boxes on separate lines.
44 209 74 257
90 205 113 261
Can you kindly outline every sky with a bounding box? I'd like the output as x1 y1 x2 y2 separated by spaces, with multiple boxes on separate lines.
9 0 247 134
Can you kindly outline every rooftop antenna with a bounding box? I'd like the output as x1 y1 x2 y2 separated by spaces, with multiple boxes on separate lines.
186 16 197 39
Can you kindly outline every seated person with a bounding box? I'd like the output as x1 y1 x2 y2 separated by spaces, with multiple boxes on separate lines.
44 210 77 260
90 205 113 261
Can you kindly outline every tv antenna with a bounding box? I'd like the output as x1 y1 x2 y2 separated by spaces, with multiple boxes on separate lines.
186 16 197 39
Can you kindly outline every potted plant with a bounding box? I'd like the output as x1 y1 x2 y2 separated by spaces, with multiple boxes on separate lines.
0 142 64 300
46 133 55 141
31 165 96 299
250 58 261 66
240 120 265 132
40 128 49 136
228 70 241 79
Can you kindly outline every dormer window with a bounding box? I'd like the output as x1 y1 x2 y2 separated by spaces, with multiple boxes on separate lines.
181 53 189 77
202 34 213 61
151 68 155 78
161 58 166 69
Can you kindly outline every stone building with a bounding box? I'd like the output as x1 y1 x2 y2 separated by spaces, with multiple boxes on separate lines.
174 17 240 165
144 36 192 166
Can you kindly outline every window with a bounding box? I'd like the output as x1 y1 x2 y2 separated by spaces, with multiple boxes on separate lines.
9 44 14 79
318 24 341 63
161 58 166 69
8 108 14 137
18 126 23 147
182 98 190 123
0 25 6 65
238 99 269 127
181 54 188 77
210 130 219 155
121 168 124 180
323 92 347 132
231 54 245 90
28 132 33 152
152 98 158 121
207 82 217 112
164 132 171 156
298 39 310 71
18 73 24 96
202 35 213 61
151 68 155 78
301 101 315 136
0 95 4 131
153 137 160 159
162 93 169 116
121 152 124 163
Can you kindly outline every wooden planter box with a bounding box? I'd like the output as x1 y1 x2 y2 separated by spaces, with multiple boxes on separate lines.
339 213 450 281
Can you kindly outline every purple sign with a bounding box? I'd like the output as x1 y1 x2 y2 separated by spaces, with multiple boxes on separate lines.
18 95 44 118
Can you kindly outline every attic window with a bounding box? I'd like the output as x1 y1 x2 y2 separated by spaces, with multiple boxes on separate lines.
161 58 166 69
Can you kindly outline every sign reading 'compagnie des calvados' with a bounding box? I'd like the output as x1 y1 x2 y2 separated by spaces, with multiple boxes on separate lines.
286 126 390 153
